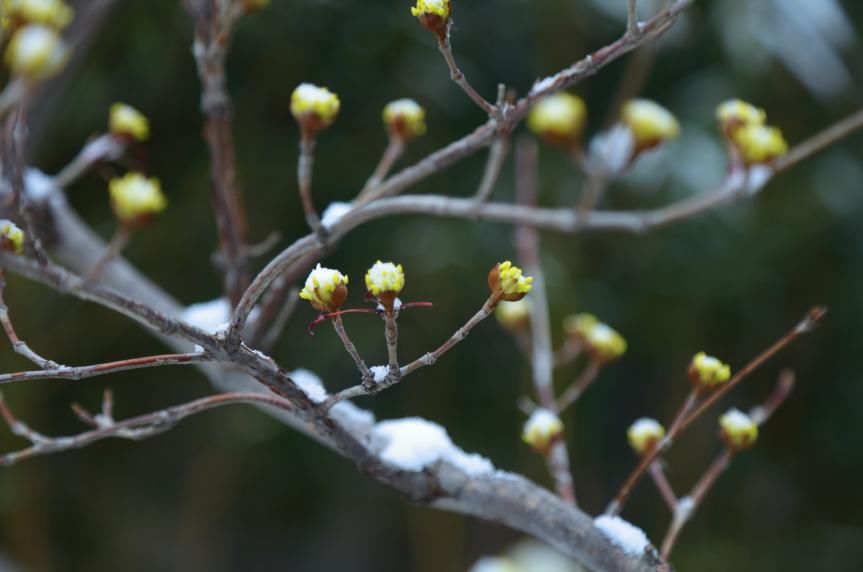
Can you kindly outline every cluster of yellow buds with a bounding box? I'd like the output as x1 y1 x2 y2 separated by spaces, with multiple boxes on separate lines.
291 83 340 137
109 103 150 142
108 172 167 228
521 408 563 453
527 92 587 146
365 260 405 307
718 408 758 451
487 261 533 303
495 298 530 331
627 418 665 456
688 351 731 391
299 264 349 313
3 0 72 81
411 0 451 38
563 313 627 363
383 99 426 141
620 99 680 152
0 219 24 255
716 99 788 165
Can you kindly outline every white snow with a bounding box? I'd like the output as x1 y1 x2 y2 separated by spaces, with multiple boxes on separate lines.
369 365 389 383
331 400 376 426
745 165 773 195
468 556 516 572
523 408 562 435
24 168 57 201
373 417 494 475
589 124 635 175
289 368 328 403
530 75 557 95
181 298 231 333
320 201 353 228
594 515 650 557
719 407 754 430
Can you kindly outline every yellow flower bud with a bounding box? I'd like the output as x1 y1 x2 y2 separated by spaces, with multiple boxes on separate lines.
564 313 626 362
621 99 680 150
688 351 731 390
562 312 598 338
108 173 166 226
299 264 349 312
488 261 533 302
0 219 25 255
4 24 67 80
365 260 405 298
109 103 150 142
291 83 340 136
495 298 530 331
730 124 788 165
718 408 758 451
410 0 450 37
627 418 665 456
383 99 426 140
716 99 765 135
4 0 73 29
521 408 563 453
527 93 587 145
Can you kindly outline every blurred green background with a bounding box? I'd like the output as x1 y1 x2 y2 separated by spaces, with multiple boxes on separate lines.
1 0 862 570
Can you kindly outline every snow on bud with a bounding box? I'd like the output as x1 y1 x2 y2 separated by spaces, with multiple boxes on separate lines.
109 103 150 142
718 408 758 451
108 172 166 227
299 264 349 312
4 0 73 29
688 351 731 390
291 83 340 137
495 297 530 331
627 418 665 456
365 260 405 300
488 261 533 302
383 98 426 140
527 92 587 146
716 99 765 136
468 557 518 572
730 123 788 165
563 313 626 363
620 99 680 151
0 219 25 255
521 408 563 453
4 24 67 80
410 0 450 38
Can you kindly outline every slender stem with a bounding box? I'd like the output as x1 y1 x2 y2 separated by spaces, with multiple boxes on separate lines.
399 296 498 377
627 0 641 38
298 134 325 239
53 134 125 189
577 170 610 213
0 79 25 119
86 225 131 282
0 391 292 466
384 310 399 377
355 137 405 205
436 32 495 115
546 441 577 505
665 389 699 438
472 135 510 204
0 352 211 385
0 270 59 369
330 314 372 385
555 361 601 412
553 337 583 368
606 307 824 516
648 461 678 511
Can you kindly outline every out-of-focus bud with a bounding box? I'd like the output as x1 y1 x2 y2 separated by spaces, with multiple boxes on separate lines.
495 298 530 331
527 92 587 146
488 261 533 303
627 418 665 456
521 408 563 453
4 0 73 30
299 264 349 313
468 556 519 572
718 408 758 451
620 99 680 152
4 24 67 80
688 351 731 391
291 83 340 137
730 124 788 165
0 219 25 255
108 173 166 228
563 313 626 363
109 103 150 142
383 99 426 141
716 99 766 136
410 0 451 39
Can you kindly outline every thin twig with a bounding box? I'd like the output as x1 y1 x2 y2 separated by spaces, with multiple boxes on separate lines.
436 25 495 115
86 225 131 282
383 310 400 378
648 461 678 511
53 134 125 189
472 135 510 205
0 269 59 369
355 136 405 205
298 135 325 239
627 0 641 38
555 361 601 412
330 314 373 386
605 307 825 516
0 390 292 466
